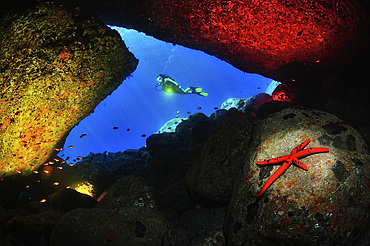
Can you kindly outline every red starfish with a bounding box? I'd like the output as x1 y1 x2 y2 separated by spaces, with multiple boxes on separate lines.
255 138 329 197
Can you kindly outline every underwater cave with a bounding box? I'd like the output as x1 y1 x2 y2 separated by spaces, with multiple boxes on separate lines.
58 26 279 163
0 0 369 245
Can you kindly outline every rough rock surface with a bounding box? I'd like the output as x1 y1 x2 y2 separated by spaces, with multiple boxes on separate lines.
86 0 368 91
0 205 7 239
158 117 185 134
2 103 370 245
186 111 254 204
7 210 64 246
221 93 273 117
170 206 227 246
156 179 196 213
175 113 210 144
0 1 138 177
49 188 97 212
50 207 169 246
146 133 187 158
225 107 370 245
71 148 153 196
324 98 370 148
97 175 156 210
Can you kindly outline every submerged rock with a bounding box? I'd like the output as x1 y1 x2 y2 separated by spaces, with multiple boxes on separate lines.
170 206 227 246
175 113 209 144
158 117 185 133
97 175 156 210
50 207 169 246
156 179 196 213
0 205 6 239
186 111 254 204
71 148 152 197
7 210 64 246
49 188 97 212
221 93 272 117
0 1 138 177
146 133 186 157
225 107 370 245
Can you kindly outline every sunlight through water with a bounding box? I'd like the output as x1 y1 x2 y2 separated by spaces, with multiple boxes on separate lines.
58 26 276 164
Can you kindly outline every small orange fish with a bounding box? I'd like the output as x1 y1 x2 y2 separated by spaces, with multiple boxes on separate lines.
80 134 87 138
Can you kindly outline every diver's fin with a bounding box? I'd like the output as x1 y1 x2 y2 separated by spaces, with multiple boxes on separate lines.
189 86 207 96
189 86 202 92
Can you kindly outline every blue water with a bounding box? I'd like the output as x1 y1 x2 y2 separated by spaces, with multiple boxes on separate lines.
57 26 275 163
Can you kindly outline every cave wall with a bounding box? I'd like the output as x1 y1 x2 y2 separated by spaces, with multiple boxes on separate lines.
82 0 370 108
0 1 138 177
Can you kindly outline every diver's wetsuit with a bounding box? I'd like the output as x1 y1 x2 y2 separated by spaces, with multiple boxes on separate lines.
156 74 208 97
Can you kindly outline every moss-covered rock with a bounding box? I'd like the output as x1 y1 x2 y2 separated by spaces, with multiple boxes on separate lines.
0 1 138 177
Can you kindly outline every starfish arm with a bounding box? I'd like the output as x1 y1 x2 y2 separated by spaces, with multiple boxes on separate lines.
257 155 289 165
292 157 308 170
290 139 311 155
294 147 329 159
255 160 292 197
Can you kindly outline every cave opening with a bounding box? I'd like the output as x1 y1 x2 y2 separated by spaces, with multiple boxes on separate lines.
57 26 279 164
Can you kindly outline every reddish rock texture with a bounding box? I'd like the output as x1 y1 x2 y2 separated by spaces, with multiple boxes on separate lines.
87 0 368 84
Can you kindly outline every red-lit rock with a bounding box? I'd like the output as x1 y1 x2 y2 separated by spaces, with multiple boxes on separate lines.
272 83 301 104
0 2 137 177
88 0 367 81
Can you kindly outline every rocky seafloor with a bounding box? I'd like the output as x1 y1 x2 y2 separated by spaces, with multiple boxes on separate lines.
1 95 370 246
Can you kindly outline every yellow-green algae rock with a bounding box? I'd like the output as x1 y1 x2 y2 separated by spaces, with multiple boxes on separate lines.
0 2 138 177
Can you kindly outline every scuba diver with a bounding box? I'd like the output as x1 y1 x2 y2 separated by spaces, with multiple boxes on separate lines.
155 74 208 97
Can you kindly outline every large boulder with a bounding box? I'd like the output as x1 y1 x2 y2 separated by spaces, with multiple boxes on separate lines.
97 175 157 210
48 188 97 212
186 111 254 204
0 1 137 177
7 210 64 246
225 107 370 245
50 207 169 246
169 206 227 246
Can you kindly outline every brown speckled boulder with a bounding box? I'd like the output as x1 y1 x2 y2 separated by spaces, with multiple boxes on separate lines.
0 2 137 177
225 107 370 245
